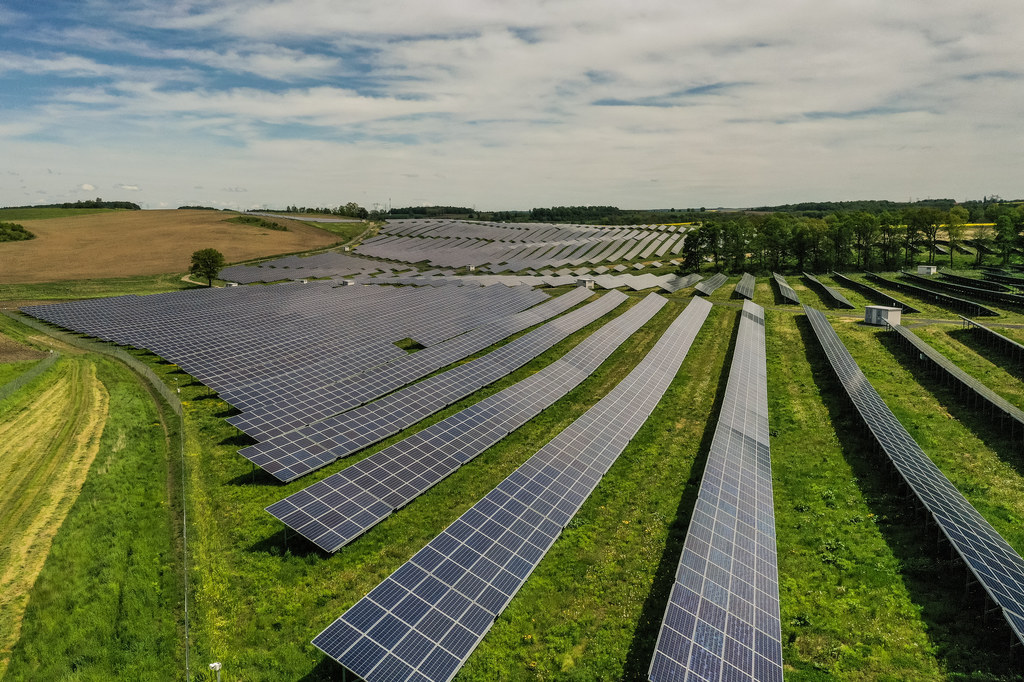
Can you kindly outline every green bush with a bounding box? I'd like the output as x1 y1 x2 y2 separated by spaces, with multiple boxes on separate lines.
0 222 35 242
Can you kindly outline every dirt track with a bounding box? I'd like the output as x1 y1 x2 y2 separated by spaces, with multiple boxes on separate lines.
0 210 339 283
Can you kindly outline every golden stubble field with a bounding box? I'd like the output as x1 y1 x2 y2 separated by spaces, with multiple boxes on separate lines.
0 210 340 283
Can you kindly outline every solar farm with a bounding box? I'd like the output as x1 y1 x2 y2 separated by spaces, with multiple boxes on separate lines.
4 216 1024 681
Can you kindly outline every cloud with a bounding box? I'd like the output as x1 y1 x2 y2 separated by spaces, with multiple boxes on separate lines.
116 183 141 191
2 0 1023 208
80 183 96 191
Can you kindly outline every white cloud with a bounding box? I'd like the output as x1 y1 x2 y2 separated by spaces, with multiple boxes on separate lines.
116 183 141 191
80 183 96 191
3 0 1024 208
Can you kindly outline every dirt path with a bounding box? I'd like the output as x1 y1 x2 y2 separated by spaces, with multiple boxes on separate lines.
0 358 110 676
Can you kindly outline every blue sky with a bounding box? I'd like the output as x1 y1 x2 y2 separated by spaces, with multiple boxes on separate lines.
1 0 1022 210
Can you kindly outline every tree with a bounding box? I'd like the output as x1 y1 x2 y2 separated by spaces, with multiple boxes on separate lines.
995 212 1019 265
945 206 969 268
190 248 226 287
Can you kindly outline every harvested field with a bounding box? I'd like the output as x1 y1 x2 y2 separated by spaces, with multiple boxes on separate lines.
0 210 339 283
0 358 109 676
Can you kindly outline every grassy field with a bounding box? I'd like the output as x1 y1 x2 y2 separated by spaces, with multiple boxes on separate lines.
0 356 109 677
3 267 1024 680
0 208 122 221
1 352 184 681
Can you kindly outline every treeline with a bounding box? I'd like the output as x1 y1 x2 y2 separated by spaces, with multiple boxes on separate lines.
177 205 226 211
752 196 1013 221
0 222 35 242
2 199 141 210
387 206 475 218
278 203 371 219
678 204 1024 274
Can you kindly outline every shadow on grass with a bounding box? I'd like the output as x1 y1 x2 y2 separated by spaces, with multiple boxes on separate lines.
949 327 1024 382
621 307 740 679
876 329 1024 478
219 431 257 448
795 315 1018 676
215 405 242 418
247 527 330 559
224 464 281 486
297 657 348 682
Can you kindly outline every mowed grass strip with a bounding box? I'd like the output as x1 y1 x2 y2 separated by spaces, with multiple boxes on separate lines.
3 357 183 681
0 357 108 677
768 310 942 680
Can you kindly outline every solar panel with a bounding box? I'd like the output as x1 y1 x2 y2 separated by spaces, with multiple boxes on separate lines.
885 323 1024 437
829 272 920 313
800 272 852 308
865 273 999 317
227 287 591 440
240 291 627 481
771 273 800 305
695 273 728 296
312 297 714 682
803 304 1024 648
734 272 756 299
901 270 1024 308
959 316 1024 367
267 293 669 551
649 300 782 682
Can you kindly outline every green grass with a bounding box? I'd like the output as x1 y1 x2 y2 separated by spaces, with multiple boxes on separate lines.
0 208 121 221
0 273 198 302
227 216 287 231
0 361 38 389
769 310 943 680
3 356 184 681
302 220 372 243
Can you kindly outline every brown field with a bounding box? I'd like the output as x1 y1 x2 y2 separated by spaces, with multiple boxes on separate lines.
0 210 339 283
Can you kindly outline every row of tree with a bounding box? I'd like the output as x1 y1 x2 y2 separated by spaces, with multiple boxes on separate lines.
678 205 1024 273
280 203 371 219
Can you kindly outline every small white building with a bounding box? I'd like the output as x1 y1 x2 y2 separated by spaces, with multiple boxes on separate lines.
865 305 901 326
917 264 937 275
577 277 596 290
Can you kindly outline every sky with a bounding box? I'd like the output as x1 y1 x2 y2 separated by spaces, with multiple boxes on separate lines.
1 0 1022 211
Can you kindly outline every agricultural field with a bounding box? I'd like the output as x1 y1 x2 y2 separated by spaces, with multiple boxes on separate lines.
0 209 342 284
2 256 1024 681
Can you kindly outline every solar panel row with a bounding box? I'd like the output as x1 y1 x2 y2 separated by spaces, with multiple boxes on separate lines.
23 282 549 411
266 292 669 552
939 271 1013 293
650 300 782 682
312 296 714 682
885 323 1024 437
803 305 1024 648
829 272 920 313
734 273 756 300
959 316 1024 367
695 273 728 296
238 290 626 481
901 270 1024 309
227 287 593 441
801 272 853 308
771 273 800 305
866 273 999 317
